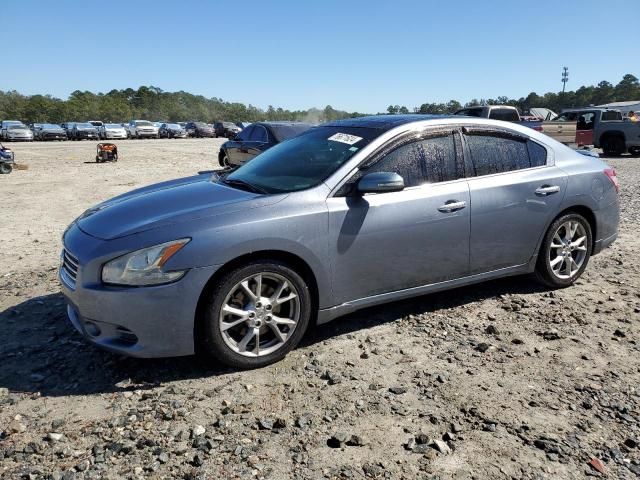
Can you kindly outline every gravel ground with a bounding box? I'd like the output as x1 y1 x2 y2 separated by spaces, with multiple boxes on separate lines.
0 140 638 480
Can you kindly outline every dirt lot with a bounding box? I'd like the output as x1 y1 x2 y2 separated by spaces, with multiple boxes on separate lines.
0 139 639 480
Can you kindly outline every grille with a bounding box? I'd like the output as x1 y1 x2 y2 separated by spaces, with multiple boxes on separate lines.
61 249 79 288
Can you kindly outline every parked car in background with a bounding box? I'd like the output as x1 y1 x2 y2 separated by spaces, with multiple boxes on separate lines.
571 108 640 156
70 123 99 140
60 115 619 368
3 124 34 141
159 123 188 138
88 121 104 129
60 122 75 137
33 123 67 141
127 120 160 139
454 105 543 131
218 121 313 167
214 121 242 139
101 123 128 140
185 122 215 138
1 120 26 140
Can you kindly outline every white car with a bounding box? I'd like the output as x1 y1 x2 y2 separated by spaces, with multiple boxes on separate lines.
127 120 159 139
4 124 33 141
101 123 128 140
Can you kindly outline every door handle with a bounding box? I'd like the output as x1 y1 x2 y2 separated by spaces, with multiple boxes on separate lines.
437 200 467 213
535 185 560 196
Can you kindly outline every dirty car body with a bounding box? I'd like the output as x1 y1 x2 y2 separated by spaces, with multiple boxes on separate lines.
60 115 619 363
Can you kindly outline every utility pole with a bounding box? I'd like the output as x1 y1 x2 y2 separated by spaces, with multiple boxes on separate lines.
561 67 569 93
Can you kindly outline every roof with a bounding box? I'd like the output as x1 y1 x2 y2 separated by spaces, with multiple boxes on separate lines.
256 121 314 126
596 100 640 107
323 114 452 131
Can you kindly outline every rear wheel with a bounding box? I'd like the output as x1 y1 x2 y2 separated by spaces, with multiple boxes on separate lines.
198 260 312 369
219 151 230 167
534 213 592 288
602 135 625 156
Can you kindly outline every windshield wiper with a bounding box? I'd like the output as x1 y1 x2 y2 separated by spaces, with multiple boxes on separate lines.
221 177 268 194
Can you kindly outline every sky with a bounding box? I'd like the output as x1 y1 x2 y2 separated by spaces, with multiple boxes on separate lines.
2 0 638 113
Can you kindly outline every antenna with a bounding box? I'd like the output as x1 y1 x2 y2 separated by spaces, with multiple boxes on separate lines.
561 67 569 93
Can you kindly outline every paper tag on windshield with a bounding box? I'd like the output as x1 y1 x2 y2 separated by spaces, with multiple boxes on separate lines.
328 133 363 145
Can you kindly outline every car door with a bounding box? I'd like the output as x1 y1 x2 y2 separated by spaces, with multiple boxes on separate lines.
326 131 470 305
244 124 269 162
462 127 568 274
227 125 253 166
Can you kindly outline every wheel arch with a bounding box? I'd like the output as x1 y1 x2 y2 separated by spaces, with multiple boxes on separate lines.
194 249 320 349
599 130 626 145
536 205 597 260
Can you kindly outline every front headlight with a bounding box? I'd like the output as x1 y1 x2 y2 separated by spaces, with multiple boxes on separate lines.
101 239 190 286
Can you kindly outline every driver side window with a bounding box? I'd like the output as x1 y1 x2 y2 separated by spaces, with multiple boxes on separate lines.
367 134 459 186
236 126 253 141
337 134 459 195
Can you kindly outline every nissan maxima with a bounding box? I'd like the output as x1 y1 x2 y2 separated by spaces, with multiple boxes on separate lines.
60 115 619 368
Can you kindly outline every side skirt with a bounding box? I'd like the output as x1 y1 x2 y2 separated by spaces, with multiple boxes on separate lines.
316 262 534 325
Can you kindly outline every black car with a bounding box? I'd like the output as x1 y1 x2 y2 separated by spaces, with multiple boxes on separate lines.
218 121 313 167
185 122 215 138
70 123 99 140
33 123 67 141
214 121 241 139
159 123 188 139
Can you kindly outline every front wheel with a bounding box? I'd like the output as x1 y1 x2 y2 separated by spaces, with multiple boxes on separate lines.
602 136 625 156
198 260 312 369
534 213 592 288
0 163 12 174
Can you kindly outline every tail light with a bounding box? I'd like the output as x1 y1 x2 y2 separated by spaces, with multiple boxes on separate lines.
604 168 619 193
533 125 543 132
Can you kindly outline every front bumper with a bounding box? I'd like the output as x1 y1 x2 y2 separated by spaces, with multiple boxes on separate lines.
77 132 98 139
59 224 219 358
42 133 67 140
136 131 158 137
105 132 127 139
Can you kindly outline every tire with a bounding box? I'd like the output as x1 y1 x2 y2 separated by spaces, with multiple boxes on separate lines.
630 147 640 157
602 135 625 156
198 259 312 369
534 213 592 288
0 163 12 174
219 151 229 167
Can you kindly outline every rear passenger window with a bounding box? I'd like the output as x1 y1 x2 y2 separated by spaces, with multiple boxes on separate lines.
365 134 458 187
527 140 548 167
250 125 268 142
489 109 519 122
465 133 538 176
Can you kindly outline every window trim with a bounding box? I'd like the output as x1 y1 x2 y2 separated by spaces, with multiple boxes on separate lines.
331 127 463 197
460 126 551 180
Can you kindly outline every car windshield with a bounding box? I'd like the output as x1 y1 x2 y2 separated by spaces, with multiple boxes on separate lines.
222 122 235 128
167 123 181 129
8 125 27 130
225 126 380 194
136 121 153 126
42 124 60 129
76 123 93 128
194 122 208 127
106 124 122 128
269 124 313 142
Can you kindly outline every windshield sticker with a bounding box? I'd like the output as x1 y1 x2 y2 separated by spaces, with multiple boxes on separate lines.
328 133 363 145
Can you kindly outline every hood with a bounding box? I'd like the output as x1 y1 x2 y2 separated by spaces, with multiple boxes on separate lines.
43 127 65 132
76 174 284 240
8 128 31 134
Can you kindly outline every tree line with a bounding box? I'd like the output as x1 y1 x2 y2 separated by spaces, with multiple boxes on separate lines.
390 73 640 115
0 74 638 125
0 86 363 124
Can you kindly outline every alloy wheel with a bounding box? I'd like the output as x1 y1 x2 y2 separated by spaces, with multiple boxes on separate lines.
218 272 300 357
548 220 588 280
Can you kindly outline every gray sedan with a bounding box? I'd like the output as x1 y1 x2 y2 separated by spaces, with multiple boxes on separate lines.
60 115 619 368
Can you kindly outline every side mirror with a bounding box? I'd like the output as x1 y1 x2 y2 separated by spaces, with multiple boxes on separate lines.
357 172 405 194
